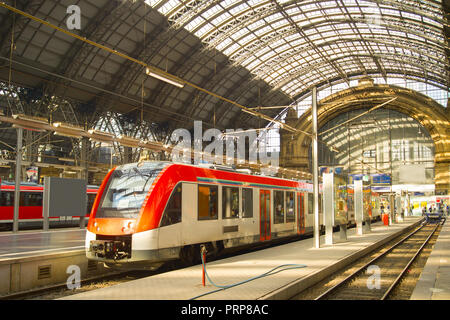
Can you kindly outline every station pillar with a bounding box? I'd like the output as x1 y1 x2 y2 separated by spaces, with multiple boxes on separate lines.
355 180 364 235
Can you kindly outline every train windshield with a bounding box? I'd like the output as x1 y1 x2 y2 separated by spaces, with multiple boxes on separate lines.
96 162 168 219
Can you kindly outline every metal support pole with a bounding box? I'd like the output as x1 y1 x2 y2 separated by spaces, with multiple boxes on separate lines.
13 127 23 233
312 87 320 248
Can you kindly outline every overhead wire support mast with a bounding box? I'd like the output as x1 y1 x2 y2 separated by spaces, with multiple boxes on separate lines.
0 2 307 136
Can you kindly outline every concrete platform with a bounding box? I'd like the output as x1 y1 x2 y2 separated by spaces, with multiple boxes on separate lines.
0 228 85 260
0 228 104 296
62 217 423 300
411 220 450 300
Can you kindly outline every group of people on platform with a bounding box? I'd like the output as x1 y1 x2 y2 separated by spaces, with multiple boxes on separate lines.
422 203 448 224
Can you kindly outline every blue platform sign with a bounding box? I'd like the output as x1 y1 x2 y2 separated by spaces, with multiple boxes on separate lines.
372 174 391 184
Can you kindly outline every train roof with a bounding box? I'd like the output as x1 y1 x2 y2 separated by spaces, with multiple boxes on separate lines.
117 160 313 185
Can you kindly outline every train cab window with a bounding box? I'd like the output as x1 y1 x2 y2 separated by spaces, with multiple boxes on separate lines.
0 191 14 206
96 163 167 219
274 191 285 224
286 192 295 223
222 186 239 219
308 193 313 214
161 184 182 227
242 188 253 218
198 185 218 220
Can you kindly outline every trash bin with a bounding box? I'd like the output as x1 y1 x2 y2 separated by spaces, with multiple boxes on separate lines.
382 213 389 226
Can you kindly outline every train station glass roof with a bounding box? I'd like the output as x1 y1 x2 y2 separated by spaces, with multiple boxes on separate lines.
146 0 447 100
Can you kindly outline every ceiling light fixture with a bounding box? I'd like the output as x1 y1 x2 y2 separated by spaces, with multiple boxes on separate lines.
146 67 185 88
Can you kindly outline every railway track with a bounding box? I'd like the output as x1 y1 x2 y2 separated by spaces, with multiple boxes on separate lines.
299 222 441 300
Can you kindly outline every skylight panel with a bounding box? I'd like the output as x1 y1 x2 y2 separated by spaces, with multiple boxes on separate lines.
422 16 442 28
238 33 257 46
401 11 422 21
159 0 180 15
246 58 261 70
185 16 205 32
210 11 232 26
216 37 232 51
274 43 290 53
195 23 214 38
247 19 265 31
223 43 241 55
202 4 224 20
229 2 249 16
380 8 400 17
145 0 162 6
266 12 283 23
255 25 272 37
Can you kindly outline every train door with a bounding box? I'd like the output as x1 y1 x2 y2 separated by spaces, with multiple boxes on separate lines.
259 189 271 241
297 193 305 234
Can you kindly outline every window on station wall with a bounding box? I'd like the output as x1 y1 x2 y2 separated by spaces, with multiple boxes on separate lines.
198 185 218 220
308 193 313 214
161 184 182 227
242 188 253 218
274 190 285 224
286 191 295 222
222 186 239 219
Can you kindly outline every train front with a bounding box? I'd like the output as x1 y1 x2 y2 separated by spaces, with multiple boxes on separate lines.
85 161 171 270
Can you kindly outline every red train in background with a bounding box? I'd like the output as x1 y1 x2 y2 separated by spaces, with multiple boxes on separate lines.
0 181 98 230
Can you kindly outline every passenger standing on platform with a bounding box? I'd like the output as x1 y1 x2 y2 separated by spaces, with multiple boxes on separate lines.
422 206 429 223
438 204 446 224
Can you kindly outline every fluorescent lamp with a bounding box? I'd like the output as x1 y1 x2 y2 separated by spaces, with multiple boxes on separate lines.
12 114 48 125
53 131 81 139
117 135 140 147
146 67 185 88
12 124 46 132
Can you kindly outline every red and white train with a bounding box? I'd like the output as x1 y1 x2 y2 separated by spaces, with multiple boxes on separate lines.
86 161 383 270
0 181 98 230
86 161 327 270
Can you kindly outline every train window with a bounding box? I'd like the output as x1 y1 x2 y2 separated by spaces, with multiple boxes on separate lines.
222 186 239 219
198 185 218 220
22 192 43 206
308 193 313 214
286 191 295 223
0 191 14 206
87 194 97 213
160 184 182 227
274 191 284 224
242 188 253 218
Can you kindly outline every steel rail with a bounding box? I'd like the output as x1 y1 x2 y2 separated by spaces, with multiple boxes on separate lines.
381 222 440 300
314 220 431 300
